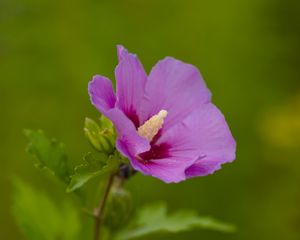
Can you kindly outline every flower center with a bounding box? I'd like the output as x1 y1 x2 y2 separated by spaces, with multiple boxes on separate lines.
137 110 168 142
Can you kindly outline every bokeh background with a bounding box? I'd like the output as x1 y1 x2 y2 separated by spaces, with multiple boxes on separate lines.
1 0 300 239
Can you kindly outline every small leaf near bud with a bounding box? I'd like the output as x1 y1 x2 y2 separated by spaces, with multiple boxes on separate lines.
67 152 120 192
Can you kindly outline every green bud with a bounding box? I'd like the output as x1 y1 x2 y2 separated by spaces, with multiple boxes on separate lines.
84 117 115 154
100 115 114 130
104 181 133 230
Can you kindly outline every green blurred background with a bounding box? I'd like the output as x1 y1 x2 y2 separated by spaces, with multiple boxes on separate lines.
1 0 300 239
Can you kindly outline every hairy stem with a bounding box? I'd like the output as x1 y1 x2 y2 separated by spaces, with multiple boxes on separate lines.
94 174 114 240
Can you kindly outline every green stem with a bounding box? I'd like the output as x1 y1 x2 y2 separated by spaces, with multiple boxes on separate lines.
94 174 114 240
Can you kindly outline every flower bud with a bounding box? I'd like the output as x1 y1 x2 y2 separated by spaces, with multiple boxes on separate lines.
84 117 115 154
103 183 133 229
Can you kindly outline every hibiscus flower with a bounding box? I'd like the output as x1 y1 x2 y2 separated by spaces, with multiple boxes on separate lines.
88 45 236 183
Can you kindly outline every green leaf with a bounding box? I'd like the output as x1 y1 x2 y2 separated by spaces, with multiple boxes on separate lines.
67 152 119 192
12 179 80 240
114 203 235 240
61 202 81 240
24 129 71 184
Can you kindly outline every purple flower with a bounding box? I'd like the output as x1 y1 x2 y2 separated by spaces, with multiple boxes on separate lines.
88 45 236 183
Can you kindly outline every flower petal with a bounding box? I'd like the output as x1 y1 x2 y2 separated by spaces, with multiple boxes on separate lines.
134 157 193 183
139 57 211 131
185 156 224 178
117 45 128 61
115 45 147 127
157 102 236 178
88 75 116 112
107 108 151 160
88 64 150 169
116 144 194 183
115 103 235 183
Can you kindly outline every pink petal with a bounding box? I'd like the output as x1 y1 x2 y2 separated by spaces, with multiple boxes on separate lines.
88 75 150 159
106 108 151 157
157 103 236 178
185 156 224 178
139 57 211 131
116 142 195 183
133 157 193 183
88 75 116 112
115 45 147 127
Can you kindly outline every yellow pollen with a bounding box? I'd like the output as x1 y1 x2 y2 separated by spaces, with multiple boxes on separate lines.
137 110 168 142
